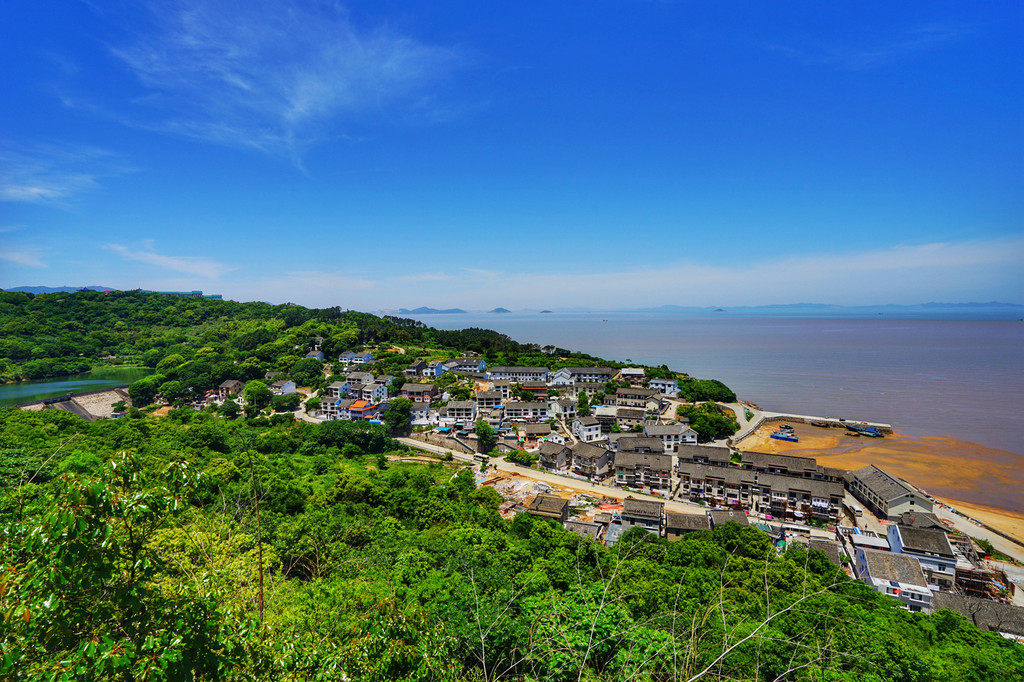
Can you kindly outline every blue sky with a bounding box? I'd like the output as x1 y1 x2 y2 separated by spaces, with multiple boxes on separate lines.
1 1 1021 310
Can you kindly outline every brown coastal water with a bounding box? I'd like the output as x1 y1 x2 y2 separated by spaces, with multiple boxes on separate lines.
738 423 1024 516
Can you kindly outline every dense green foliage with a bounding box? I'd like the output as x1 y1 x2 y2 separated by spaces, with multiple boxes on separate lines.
0 290 734 402
3 292 1019 679
678 402 741 442
2 407 1022 680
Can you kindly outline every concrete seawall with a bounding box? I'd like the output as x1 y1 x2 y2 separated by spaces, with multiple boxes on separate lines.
730 412 893 449
19 386 131 421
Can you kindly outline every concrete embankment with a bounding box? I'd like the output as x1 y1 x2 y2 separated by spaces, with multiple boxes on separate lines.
730 407 892 448
18 386 131 421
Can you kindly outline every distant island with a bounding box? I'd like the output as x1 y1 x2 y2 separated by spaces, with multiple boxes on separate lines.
540 310 553 313
489 307 511 314
397 306 466 315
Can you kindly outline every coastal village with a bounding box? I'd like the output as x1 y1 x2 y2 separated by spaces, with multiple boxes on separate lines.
19 342 1024 642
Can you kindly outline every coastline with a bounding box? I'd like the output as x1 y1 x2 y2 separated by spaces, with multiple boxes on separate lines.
736 422 1024 544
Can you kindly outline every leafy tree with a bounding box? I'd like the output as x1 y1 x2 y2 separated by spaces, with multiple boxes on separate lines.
272 393 301 412
577 391 590 417
678 402 740 441
475 420 497 453
506 449 537 466
244 380 273 410
383 397 413 435
159 379 188 404
155 353 185 372
289 357 324 387
0 454 253 679
449 386 472 401
128 374 164 407
220 397 240 419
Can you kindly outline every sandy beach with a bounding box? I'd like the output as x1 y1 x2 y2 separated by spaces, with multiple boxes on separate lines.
737 422 1024 543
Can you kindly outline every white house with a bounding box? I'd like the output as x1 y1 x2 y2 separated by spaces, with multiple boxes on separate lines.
549 398 577 421
643 423 698 452
504 401 549 421
887 525 957 591
488 366 550 383
856 548 933 613
552 364 614 385
572 416 603 443
648 377 679 397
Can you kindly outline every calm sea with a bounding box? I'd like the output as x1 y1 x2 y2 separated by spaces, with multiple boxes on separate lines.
410 313 1024 456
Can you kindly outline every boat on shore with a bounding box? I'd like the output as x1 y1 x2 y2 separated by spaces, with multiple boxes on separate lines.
845 423 884 438
771 430 799 442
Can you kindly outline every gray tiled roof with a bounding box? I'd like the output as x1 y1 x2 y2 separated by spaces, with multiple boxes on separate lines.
528 494 568 515
851 465 921 502
538 441 568 456
895 525 955 557
570 441 612 461
614 451 672 469
740 451 819 473
677 444 731 464
808 539 844 566
897 512 948 532
861 548 927 585
931 593 1024 636
708 509 750 527
489 366 549 374
617 387 658 398
623 498 664 519
644 424 692 436
617 436 664 452
666 513 711 531
576 416 600 426
505 401 549 410
475 391 502 399
564 520 603 540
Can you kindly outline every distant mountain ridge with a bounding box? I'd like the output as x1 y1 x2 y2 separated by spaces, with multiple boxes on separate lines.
5 286 114 295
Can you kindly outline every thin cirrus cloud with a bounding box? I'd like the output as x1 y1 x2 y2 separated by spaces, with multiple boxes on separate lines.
0 142 129 205
766 23 966 70
0 248 47 268
107 241 236 279
368 237 1024 309
104 0 465 160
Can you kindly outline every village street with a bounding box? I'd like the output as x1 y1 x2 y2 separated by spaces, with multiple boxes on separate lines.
396 436 839 543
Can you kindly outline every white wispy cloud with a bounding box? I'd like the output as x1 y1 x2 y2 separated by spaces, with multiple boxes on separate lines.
0 142 130 204
358 236 1024 309
102 0 464 159
398 272 455 283
767 24 966 70
107 241 236 279
0 248 47 268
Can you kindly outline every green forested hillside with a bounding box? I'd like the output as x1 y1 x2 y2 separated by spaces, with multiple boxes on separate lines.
0 289 736 403
2 291 1020 680
1 407 1022 681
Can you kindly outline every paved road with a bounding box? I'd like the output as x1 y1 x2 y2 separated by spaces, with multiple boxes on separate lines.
932 504 1024 565
399 437 753 519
